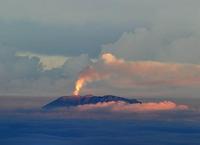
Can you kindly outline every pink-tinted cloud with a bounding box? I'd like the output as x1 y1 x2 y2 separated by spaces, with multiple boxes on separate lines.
100 53 200 87
77 101 188 113
77 53 200 96
112 101 188 112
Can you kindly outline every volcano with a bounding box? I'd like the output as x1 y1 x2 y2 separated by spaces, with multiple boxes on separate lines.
43 95 142 109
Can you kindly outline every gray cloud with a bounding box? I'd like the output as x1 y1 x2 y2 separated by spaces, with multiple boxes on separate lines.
0 21 125 57
102 28 200 64
0 0 198 26
0 0 200 97
0 45 94 96
1 0 200 58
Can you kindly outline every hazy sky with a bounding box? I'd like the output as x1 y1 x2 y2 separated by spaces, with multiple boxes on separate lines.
0 0 200 97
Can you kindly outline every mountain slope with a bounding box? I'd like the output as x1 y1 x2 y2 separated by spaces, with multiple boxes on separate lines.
43 95 141 109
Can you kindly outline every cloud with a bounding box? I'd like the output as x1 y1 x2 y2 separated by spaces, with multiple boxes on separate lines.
0 46 42 83
0 0 199 26
1 114 200 145
112 101 188 112
101 53 200 87
102 29 200 64
16 52 68 70
0 95 191 120
76 101 188 113
1 0 200 97
2 47 200 97
1 0 200 60
0 46 93 96
75 53 200 96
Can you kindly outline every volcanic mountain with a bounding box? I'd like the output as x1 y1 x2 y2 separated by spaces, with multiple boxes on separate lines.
43 95 141 109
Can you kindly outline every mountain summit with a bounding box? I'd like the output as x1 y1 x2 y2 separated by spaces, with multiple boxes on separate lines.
42 95 141 109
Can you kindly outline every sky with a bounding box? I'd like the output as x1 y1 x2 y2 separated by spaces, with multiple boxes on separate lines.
1 1 200 145
0 0 200 97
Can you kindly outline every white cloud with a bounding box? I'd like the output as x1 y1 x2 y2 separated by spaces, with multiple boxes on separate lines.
77 101 188 113
16 52 68 70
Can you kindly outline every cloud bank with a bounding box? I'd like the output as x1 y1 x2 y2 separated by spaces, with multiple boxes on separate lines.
75 53 200 96
77 101 188 113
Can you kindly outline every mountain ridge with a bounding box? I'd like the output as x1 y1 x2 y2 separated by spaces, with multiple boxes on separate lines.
43 95 142 109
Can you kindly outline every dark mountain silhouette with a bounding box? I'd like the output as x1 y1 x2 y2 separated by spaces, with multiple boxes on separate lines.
43 94 141 109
